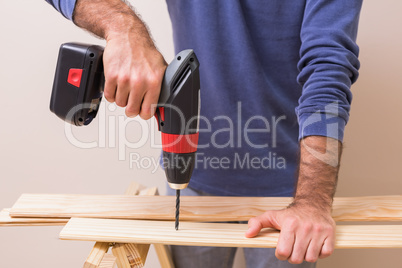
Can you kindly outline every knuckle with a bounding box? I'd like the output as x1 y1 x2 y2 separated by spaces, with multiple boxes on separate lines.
313 224 323 233
118 73 131 84
106 72 118 82
320 248 334 258
104 91 114 101
276 255 288 261
139 111 152 120
131 75 145 88
147 74 160 86
302 223 313 233
115 99 127 108
139 104 152 120
319 253 330 259
305 256 318 263
248 217 258 226
285 218 298 230
248 217 263 230
275 248 290 260
126 107 139 117
288 257 303 265
325 224 335 234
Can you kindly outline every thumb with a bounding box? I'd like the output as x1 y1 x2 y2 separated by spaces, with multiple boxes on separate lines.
245 210 279 238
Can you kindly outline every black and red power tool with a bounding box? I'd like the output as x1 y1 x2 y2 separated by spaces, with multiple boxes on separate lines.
49 43 200 229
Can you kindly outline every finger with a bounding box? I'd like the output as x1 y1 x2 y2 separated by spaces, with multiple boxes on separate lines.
288 228 312 264
115 80 130 108
275 227 295 261
304 238 323 263
139 85 161 120
319 236 335 259
245 211 279 238
126 86 145 118
245 217 263 238
104 77 117 103
139 67 164 120
306 224 334 262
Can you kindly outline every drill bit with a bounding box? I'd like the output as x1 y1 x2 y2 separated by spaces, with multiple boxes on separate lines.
175 189 180 230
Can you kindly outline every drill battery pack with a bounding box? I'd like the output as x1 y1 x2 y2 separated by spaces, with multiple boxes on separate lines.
49 43 104 126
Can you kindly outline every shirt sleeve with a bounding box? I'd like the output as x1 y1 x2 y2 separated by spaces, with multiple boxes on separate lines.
296 0 363 142
44 0 77 20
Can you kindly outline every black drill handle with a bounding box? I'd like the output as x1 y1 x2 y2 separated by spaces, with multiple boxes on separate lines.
50 43 200 130
156 49 200 135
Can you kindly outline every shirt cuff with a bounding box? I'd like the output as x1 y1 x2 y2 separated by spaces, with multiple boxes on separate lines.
45 0 77 20
298 112 347 142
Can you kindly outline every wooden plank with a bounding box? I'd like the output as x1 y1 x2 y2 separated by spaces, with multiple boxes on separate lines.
84 242 111 268
60 218 402 249
10 194 402 222
0 208 66 226
2 188 170 266
99 254 116 268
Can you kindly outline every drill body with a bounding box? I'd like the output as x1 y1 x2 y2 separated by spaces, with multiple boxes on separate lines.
50 43 200 191
155 49 200 190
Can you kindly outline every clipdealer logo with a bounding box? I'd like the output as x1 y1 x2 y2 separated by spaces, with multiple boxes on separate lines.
63 101 294 172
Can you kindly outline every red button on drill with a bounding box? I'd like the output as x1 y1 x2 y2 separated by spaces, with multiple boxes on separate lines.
67 68 83 88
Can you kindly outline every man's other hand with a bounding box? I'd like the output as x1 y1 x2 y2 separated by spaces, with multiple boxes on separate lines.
245 204 335 264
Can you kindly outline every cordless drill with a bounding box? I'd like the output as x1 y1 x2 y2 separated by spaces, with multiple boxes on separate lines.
49 43 200 229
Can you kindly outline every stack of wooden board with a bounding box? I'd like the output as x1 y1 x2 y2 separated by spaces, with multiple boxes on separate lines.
60 218 402 249
4 194 402 223
1 183 176 268
1 192 402 267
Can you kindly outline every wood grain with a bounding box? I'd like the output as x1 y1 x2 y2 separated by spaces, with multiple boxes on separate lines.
99 254 116 268
84 242 111 268
0 208 66 226
143 188 174 268
113 243 149 268
60 218 402 249
111 243 132 268
10 194 402 222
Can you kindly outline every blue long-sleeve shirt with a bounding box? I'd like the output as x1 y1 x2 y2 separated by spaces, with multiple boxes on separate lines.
45 0 75 20
46 0 362 197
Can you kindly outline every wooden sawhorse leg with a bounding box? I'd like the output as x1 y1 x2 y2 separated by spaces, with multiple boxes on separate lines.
83 182 174 268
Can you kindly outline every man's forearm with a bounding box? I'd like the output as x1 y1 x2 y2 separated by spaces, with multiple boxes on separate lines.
246 135 341 263
73 0 153 45
292 136 342 212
